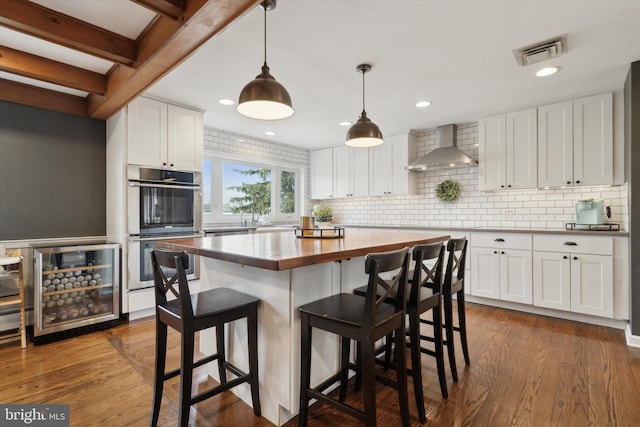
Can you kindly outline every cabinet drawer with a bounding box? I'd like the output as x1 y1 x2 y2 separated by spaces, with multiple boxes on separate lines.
533 234 612 255
471 232 532 250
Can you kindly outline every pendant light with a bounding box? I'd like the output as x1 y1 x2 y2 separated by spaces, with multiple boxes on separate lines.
237 0 294 120
346 63 383 147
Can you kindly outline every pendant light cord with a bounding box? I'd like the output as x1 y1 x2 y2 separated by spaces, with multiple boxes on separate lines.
361 68 366 114
263 6 267 66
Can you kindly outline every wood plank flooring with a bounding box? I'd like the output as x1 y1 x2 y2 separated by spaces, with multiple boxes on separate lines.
1 302 639 426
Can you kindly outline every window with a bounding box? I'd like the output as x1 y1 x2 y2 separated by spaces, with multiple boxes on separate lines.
203 155 302 222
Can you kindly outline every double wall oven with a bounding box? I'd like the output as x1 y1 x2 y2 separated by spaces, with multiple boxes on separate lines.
127 166 202 291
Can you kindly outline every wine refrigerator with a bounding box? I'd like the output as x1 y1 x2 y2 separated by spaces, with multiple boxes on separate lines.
33 242 120 344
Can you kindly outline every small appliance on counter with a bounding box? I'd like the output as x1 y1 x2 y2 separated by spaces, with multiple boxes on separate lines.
564 199 620 231
576 199 604 225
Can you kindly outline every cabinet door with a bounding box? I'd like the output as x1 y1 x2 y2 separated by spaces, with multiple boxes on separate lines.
478 114 506 191
310 148 333 199
471 247 501 299
167 104 203 172
499 248 532 304
537 100 573 188
533 251 571 310
333 146 351 198
351 147 369 197
127 97 167 168
390 132 416 195
570 253 613 317
573 92 613 186
369 140 392 196
506 108 537 189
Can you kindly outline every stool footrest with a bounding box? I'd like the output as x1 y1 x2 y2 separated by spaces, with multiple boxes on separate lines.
192 372 251 405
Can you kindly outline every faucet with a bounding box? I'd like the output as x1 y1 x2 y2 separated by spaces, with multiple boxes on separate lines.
251 192 261 225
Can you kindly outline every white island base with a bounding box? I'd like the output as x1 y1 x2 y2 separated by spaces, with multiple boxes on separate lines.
198 256 367 426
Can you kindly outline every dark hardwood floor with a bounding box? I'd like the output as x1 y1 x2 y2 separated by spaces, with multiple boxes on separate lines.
1 302 639 426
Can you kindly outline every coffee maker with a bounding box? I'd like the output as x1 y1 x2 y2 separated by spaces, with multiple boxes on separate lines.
575 199 604 225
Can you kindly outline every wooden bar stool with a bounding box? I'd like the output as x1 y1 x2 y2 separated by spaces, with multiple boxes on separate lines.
440 237 470 382
149 248 261 427
298 247 411 427
353 243 448 423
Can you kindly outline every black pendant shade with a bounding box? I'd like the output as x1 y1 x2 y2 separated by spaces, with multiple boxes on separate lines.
237 0 294 121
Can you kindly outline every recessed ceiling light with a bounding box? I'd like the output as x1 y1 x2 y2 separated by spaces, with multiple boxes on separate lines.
339 121 352 127
218 98 235 105
536 67 559 77
416 101 432 108
265 131 276 136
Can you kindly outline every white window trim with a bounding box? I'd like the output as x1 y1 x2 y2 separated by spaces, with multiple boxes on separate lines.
203 151 305 224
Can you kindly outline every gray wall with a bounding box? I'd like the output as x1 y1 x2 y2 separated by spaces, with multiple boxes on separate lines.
0 101 106 240
625 62 640 335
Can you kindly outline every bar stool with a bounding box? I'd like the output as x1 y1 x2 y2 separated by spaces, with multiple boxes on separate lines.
0 250 27 348
149 248 261 427
440 237 470 382
298 247 411 427
352 243 447 423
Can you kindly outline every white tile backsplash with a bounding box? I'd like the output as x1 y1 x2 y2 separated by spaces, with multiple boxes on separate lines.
204 123 628 231
325 123 628 231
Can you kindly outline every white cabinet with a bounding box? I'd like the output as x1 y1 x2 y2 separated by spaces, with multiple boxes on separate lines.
478 108 537 191
533 235 613 318
470 232 532 304
310 147 334 199
369 131 417 196
333 145 369 198
538 92 613 187
127 97 203 172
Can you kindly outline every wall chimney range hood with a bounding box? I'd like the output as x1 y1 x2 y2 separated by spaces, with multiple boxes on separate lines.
407 124 477 171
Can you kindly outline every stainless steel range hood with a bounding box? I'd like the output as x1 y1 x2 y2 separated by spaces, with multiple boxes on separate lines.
407 124 478 171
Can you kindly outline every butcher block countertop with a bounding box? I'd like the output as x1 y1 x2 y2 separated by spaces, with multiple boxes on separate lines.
157 229 450 271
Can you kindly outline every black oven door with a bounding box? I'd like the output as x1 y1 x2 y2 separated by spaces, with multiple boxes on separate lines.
138 239 195 286
140 185 195 235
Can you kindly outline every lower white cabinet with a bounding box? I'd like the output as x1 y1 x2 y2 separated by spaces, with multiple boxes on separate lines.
533 235 613 318
470 233 532 304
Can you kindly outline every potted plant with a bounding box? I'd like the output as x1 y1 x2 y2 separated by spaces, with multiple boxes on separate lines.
313 204 333 227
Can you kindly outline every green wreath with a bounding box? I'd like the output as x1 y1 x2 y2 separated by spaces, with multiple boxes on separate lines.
435 179 460 202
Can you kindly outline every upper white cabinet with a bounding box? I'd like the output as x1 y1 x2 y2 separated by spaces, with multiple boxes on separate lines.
127 97 203 172
369 131 417 196
538 92 613 188
478 108 537 191
310 147 334 199
333 145 369 198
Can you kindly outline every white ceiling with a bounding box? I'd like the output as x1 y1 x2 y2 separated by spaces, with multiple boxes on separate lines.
4 0 640 150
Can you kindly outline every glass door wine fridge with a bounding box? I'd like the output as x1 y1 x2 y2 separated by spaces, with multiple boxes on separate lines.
33 242 120 343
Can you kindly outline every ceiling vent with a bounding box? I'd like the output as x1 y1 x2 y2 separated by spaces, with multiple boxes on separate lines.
512 34 567 66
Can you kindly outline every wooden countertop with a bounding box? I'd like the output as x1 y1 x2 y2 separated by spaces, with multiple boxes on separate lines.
156 229 450 271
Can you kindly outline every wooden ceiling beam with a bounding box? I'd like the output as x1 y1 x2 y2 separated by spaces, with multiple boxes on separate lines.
0 45 107 95
88 0 260 120
0 78 88 117
131 0 184 20
0 0 137 66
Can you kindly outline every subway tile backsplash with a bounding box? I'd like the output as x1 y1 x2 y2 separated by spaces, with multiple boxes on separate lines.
204 123 628 231
328 123 628 231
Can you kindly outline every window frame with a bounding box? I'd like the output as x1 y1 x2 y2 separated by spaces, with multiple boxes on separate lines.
203 152 304 224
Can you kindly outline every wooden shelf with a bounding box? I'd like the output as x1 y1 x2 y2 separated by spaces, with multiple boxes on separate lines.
42 264 111 275
0 295 22 308
42 283 112 297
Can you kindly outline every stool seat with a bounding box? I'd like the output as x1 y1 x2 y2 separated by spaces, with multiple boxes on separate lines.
150 248 261 427
299 293 397 329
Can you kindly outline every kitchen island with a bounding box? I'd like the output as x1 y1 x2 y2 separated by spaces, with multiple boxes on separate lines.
157 228 449 426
